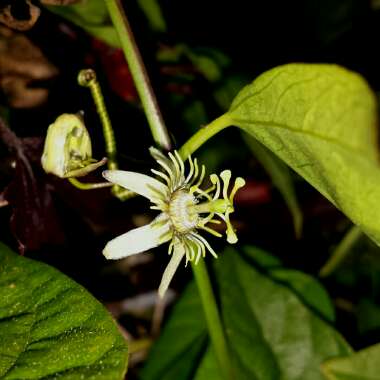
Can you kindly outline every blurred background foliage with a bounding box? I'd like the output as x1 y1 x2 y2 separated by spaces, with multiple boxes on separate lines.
2 0 380 378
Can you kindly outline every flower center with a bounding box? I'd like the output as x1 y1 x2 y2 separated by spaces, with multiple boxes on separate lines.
168 189 198 234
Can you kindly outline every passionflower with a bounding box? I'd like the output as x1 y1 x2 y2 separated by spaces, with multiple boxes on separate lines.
103 148 245 297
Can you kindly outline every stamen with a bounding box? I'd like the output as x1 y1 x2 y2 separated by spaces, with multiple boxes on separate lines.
220 170 231 200
223 212 238 244
230 177 246 202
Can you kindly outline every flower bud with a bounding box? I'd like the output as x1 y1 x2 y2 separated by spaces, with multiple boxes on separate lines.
41 113 106 178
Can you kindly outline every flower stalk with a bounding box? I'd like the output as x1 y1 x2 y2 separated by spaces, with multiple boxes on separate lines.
192 259 234 380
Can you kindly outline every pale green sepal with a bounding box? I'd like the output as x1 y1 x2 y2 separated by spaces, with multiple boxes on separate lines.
41 113 105 178
103 170 168 200
158 243 186 298
103 214 171 260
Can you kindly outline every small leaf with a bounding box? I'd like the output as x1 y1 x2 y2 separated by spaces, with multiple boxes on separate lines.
269 268 335 322
45 0 120 47
227 64 380 245
137 0 167 32
244 134 303 237
242 246 335 322
0 242 128 379
322 343 380 380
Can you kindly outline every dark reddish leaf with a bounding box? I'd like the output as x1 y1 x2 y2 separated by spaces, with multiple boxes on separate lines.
90 38 138 102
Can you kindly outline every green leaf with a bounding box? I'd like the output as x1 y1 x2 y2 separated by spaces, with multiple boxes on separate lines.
244 134 303 237
0 242 128 379
242 246 335 322
322 343 380 380
46 1 120 48
227 64 380 245
269 268 335 322
218 249 351 379
142 247 351 379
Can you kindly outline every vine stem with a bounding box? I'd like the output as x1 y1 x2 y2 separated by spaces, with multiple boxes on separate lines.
78 69 118 170
105 0 171 151
319 225 362 277
191 260 234 380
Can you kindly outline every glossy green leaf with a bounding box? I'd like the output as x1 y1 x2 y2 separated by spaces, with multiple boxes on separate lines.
218 249 351 379
269 268 335 323
227 64 380 245
244 134 303 237
142 247 352 379
322 343 380 380
242 245 335 322
0 243 128 379
46 0 120 47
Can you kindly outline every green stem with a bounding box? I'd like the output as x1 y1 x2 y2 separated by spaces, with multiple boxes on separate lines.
179 113 233 158
68 178 113 190
191 260 234 380
319 225 362 278
105 0 171 150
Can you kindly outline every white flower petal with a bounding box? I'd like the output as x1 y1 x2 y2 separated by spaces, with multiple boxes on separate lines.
103 216 171 260
158 243 186 298
102 170 168 200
